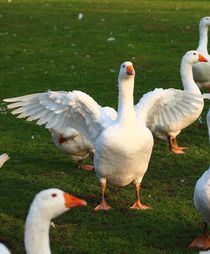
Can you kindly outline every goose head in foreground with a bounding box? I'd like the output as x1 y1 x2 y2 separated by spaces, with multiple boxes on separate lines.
189 166 210 250
24 188 86 254
193 16 210 91
0 189 86 254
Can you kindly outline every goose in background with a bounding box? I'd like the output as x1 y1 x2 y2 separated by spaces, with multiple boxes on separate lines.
0 153 10 168
3 59 205 209
193 17 210 92
189 166 210 250
137 51 207 154
0 188 86 253
50 127 95 171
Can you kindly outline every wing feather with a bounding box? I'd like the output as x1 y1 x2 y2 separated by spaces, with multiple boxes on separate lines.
4 90 116 144
135 88 204 137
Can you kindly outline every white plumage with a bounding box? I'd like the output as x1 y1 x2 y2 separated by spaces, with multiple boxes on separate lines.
50 127 95 171
0 153 10 168
136 50 206 154
24 188 86 253
207 109 210 143
0 189 86 254
193 17 210 91
0 243 11 254
189 166 210 250
4 59 205 209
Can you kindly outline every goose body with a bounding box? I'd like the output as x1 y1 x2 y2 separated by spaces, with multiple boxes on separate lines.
193 17 210 91
4 58 205 209
0 153 10 168
50 127 95 171
137 50 207 154
189 166 210 250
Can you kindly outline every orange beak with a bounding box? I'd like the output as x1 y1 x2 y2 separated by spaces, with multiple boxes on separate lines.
64 193 87 208
198 54 208 62
126 65 135 75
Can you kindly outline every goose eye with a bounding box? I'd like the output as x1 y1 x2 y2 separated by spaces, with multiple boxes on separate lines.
122 65 125 68
51 193 57 198
207 18 209 20
193 53 196 55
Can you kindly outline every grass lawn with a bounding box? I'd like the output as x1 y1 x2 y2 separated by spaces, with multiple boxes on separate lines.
0 0 210 253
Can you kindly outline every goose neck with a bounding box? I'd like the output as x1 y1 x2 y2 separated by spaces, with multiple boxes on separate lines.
24 209 51 254
117 78 137 124
180 59 201 94
197 23 209 56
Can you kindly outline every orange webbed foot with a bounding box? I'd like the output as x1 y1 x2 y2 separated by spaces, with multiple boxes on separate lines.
78 164 94 171
189 232 210 249
171 148 186 154
94 200 112 211
130 201 151 210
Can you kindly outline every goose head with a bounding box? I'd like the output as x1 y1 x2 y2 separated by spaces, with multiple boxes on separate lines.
30 188 87 219
182 50 208 65
200 16 210 28
118 61 135 83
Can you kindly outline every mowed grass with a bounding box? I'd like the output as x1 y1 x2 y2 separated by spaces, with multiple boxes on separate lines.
0 0 210 253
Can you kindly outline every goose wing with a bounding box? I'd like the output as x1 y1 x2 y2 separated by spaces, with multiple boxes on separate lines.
4 90 116 144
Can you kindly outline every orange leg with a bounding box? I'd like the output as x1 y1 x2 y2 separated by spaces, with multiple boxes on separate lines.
168 136 187 154
189 222 210 249
94 179 111 211
130 183 151 210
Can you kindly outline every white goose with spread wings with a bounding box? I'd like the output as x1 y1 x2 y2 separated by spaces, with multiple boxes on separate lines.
136 50 207 154
4 59 204 209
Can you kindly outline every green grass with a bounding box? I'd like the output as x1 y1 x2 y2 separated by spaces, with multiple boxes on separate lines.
0 0 210 253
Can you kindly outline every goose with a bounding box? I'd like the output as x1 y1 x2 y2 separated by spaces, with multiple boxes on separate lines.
50 127 95 171
0 153 10 168
0 188 86 253
207 109 210 142
193 17 210 92
189 166 210 250
136 50 207 154
3 59 205 209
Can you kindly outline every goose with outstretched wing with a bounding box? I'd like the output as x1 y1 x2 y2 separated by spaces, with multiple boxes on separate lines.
4 56 205 210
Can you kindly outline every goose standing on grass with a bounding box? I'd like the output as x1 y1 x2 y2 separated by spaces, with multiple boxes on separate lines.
193 17 210 92
189 166 210 250
0 188 86 254
50 127 95 171
3 59 205 209
0 153 10 168
137 50 207 154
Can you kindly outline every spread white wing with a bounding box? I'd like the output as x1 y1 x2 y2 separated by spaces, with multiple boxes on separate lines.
135 88 203 135
4 90 117 144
